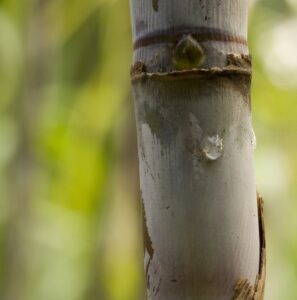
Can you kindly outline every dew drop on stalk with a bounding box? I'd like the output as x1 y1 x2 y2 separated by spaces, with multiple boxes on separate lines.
202 135 224 161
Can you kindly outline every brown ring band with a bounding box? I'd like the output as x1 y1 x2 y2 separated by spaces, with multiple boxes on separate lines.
134 26 247 50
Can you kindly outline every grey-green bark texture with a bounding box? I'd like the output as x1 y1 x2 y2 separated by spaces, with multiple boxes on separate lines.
129 1 266 299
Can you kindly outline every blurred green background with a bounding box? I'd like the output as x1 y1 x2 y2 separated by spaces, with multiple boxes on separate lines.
0 0 296 299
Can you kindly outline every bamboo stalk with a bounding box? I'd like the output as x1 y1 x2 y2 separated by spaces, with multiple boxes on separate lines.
129 1 265 299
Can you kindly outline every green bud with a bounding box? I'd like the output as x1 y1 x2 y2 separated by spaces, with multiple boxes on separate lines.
173 35 205 70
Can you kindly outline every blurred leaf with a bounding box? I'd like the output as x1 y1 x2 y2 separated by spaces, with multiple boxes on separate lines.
0 10 23 109
60 8 103 84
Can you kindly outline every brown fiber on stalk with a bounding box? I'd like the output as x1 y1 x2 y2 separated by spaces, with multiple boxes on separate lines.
227 54 252 69
142 199 154 259
130 65 251 81
232 194 266 300
130 54 251 80
130 59 252 105
142 198 154 290
130 61 146 77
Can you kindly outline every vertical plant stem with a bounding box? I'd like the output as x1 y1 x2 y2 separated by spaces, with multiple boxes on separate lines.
130 1 265 299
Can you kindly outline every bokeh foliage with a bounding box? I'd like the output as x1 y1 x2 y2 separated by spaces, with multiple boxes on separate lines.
0 0 296 299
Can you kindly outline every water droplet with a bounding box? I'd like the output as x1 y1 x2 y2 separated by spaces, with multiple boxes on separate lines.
251 128 257 151
202 135 223 161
